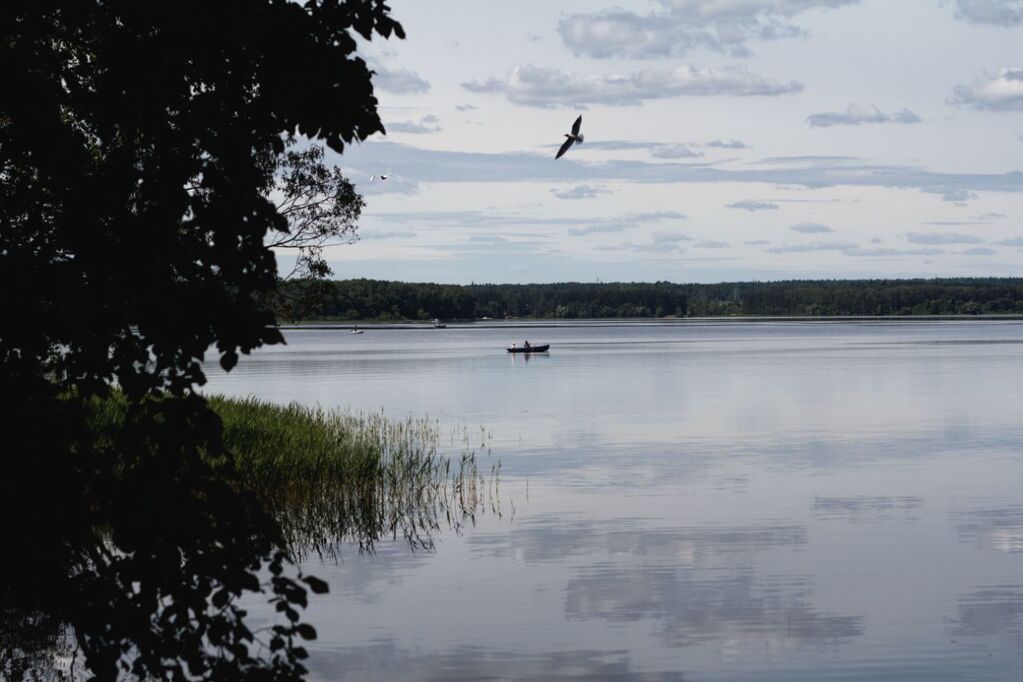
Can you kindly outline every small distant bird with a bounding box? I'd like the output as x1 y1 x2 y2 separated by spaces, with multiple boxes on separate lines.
555 115 584 159
370 174 389 181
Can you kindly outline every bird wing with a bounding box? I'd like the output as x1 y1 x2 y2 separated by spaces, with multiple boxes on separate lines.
555 137 575 159
571 115 582 136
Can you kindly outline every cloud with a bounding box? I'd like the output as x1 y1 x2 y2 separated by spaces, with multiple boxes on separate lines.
359 229 417 240
922 187 978 202
958 247 997 255
578 140 664 151
652 230 693 244
455 104 478 112
790 222 833 233
557 1 858 59
373 67 430 94
337 141 1023 197
551 184 611 200
807 103 921 127
995 237 1023 245
768 240 857 253
602 239 685 253
568 210 686 236
906 232 983 244
727 199 779 211
577 140 718 161
744 239 771 245
952 0 1023 26
841 247 944 257
951 67 1023 111
694 240 730 248
650 144 704 159
708 138 747 149
386 115 441 134
461 63 802 108
978 212 1007 219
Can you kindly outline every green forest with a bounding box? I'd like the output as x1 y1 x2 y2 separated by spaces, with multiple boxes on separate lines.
277 277 1023 321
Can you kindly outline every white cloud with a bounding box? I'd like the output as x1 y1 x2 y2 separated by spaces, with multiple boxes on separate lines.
995 237 1023 245
339 141 1023 196
386 115 441 134
461 63 802 108
373 67 431 94
951 67 1023 111
926 187 979 202
567 210 686 236
652 230 693 243
694 240 730 248
953 0 1023 26
806 103 921 127
727 199 779 211
551 184 611 200
790 222 833 233
842 247 943 257
768 240 857 252
558 1 858 59
708 139 747 149
360 229 417 240
906 232 983 244
958 246 997 255
650 144 704 159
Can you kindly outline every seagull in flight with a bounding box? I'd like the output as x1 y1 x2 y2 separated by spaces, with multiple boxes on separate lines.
555 115 583 160
370 174 389 181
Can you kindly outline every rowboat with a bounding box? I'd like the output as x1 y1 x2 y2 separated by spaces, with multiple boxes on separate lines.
507 344 549 353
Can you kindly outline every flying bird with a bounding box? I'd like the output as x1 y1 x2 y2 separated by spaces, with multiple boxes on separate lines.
370 174 389 181
555 115 583 160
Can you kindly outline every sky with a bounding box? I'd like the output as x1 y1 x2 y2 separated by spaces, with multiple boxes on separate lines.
295 0 1023 284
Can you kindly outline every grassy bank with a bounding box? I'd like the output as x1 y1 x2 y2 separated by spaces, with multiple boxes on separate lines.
88 393 497 554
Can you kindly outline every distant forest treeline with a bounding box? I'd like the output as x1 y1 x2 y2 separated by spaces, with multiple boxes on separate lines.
277 278 1023 321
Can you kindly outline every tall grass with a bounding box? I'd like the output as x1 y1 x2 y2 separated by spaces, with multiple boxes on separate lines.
87 393 498 557
210 396 496 556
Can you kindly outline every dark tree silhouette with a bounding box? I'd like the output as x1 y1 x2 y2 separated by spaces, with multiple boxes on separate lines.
264 143 365 321
1 0 402 678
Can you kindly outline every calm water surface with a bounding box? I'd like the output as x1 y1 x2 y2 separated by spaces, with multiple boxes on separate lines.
204 320 1023 681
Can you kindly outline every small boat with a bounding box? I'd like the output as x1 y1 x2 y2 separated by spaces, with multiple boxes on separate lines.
350 326 364 334
432 318 446 329
507 344 549 353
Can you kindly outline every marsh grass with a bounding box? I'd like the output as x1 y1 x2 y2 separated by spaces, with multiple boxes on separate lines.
216 397 498 557
87 394 499 558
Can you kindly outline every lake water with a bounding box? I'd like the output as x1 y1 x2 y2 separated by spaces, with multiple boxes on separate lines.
204 320 1023 681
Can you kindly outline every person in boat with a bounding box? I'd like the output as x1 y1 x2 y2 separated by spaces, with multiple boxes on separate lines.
524 340 530 349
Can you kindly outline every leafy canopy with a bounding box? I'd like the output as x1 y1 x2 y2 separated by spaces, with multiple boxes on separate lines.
1 1 402 678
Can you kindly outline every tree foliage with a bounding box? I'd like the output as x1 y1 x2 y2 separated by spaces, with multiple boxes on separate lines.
1 0 401 678
281 277 1023 321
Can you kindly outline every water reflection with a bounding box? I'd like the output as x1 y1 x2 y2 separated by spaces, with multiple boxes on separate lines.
566 567 863 648
951 586 1023 647
306 641 688 682
200 321 1023 681
812 496 923 523
953 506 1023 553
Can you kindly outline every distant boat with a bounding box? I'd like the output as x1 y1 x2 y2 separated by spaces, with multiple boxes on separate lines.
507 344 549 353
351 326 364 334
432 318 446 329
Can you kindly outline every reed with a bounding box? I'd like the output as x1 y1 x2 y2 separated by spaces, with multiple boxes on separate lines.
86 393 497 557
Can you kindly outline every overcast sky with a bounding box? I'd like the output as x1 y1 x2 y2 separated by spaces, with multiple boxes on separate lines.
296 0 1023 284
